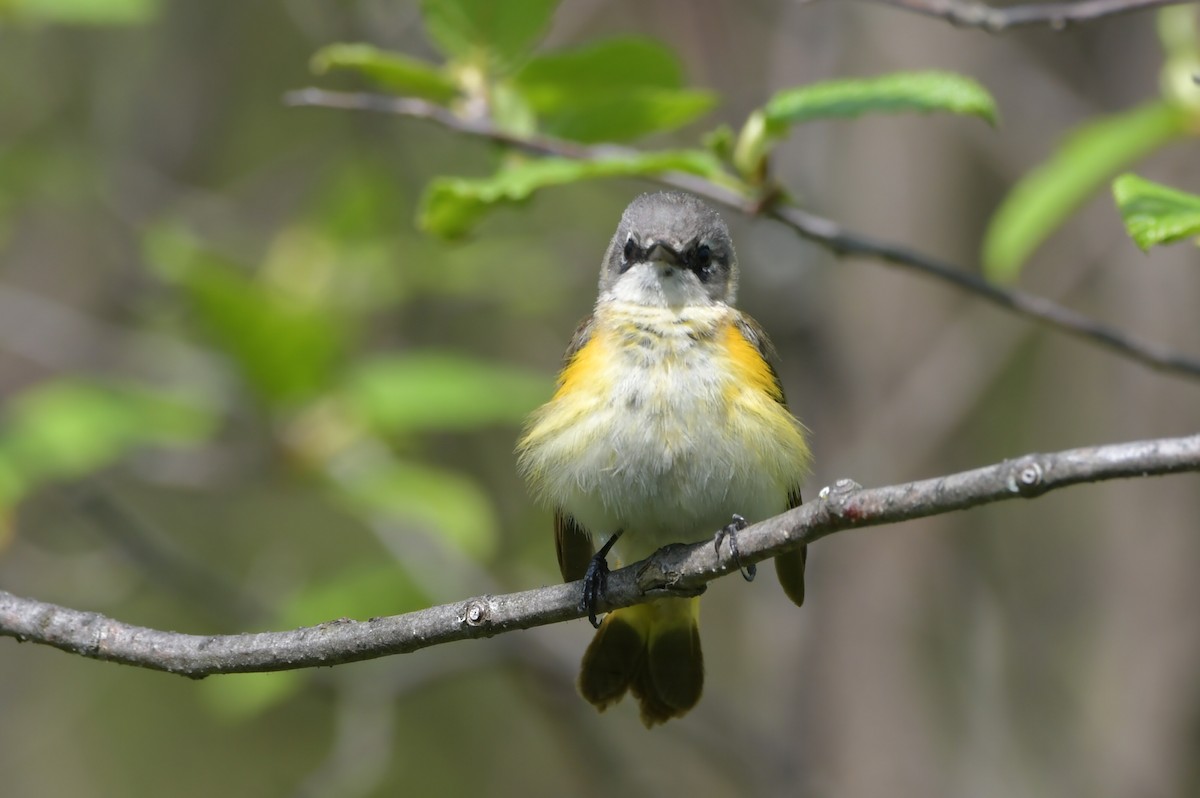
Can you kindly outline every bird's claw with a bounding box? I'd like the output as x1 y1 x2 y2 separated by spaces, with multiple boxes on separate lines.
714 514 756 582
580 531 622 628
580 553 610 628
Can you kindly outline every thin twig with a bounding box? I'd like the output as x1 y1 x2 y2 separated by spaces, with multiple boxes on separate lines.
849 0 1196 32
3 434 1198 676
763 204 1200 375
283 88 1200 379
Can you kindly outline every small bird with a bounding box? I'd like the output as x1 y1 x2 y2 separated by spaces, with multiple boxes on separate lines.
517 191 812 727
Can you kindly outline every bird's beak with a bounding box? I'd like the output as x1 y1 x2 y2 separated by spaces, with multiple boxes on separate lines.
644 240 683 267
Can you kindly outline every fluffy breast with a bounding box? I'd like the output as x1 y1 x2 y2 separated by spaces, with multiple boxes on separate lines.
518 303 810 559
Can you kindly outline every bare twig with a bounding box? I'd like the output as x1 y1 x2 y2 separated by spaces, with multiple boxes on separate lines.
849 0 1196 32
762 204 1200 376
3 434 1198 675
282 88 1200 380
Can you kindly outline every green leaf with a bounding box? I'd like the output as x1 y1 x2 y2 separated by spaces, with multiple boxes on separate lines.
762 71 998 131
419 150 730 238
310 43 459 104
4 0 158 25
533 90 715 144
512 37 717 142
0 380 215 501
982 101 1190 281
1112 173 1200 251
145 229 349 406
420 0 558 70
185 266 346 405
342 352 550 434
335 458 498 560
515 36 685 94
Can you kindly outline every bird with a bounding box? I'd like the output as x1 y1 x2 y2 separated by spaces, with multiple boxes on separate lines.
517 191 812 726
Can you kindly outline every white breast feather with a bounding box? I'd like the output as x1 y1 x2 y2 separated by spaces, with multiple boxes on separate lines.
522 301 806 562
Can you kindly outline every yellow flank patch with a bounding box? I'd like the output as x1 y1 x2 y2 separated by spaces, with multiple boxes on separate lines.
723 323 782 402
554 332 610 400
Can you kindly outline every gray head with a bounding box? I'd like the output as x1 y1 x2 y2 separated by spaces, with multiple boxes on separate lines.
598 192 738 308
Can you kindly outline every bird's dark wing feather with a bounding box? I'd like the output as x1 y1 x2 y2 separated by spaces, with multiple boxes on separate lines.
555 510 596 583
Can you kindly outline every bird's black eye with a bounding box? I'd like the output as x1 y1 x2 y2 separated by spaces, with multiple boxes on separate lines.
688 243 714 281
619 236 639 273
623 237 637 262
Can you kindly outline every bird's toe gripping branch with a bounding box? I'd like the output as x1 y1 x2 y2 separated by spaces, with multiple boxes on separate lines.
580 531 623 628
713 513 756 582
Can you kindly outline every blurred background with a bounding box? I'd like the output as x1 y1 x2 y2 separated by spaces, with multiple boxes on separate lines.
1 1 1199 796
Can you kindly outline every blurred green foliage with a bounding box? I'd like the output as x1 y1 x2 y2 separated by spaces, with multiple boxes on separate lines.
511 37 717 143
0 380 214 504
982 6 1200 281
309 0 1001 232
0 0 1011 548
0 0 159 25
0 0 1016 748
2 1 1198 796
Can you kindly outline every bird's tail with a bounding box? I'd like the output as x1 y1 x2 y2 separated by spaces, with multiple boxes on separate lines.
578 597 703 727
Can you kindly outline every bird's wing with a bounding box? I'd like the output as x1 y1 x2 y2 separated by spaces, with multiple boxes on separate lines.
734 314 807 607
555 510 596 583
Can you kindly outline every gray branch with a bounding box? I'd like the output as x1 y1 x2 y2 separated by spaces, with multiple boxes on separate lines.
282 88 1200 381
851 0 1195 31
3 434 1198 676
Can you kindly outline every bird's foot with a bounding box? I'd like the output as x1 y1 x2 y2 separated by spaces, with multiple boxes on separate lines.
713 514 756 582
580 531 622 628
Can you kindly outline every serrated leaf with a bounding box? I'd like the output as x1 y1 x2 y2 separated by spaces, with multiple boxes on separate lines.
310 43 459 104
762 70 998 131
342 352 549 434
1112 173 1200 251
6 0 158 25
0 380 215 500
511 37 716 142
418 150 729 238
335 458 498 560
420 0 558 71
982 101 1190 281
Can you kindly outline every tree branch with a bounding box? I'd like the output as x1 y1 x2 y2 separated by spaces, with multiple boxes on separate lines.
283 88 1200 381
3 433 1198 676
850 0 1195 32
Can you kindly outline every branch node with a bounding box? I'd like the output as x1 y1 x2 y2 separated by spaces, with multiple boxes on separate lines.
818 478 864 501
461 596 494 627
818 478 868 524
1006 458 1046 496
